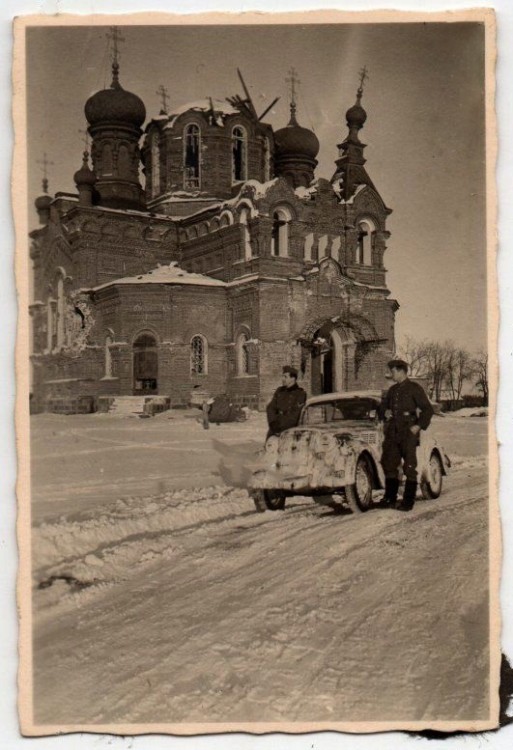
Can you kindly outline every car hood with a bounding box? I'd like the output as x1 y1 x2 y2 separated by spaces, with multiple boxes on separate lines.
284 423 381 444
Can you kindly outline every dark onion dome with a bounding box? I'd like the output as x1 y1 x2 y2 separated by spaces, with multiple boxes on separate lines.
35 193 52 211
346 88 367 129
274 105 320 160
74 152 97 187
85 64 146 129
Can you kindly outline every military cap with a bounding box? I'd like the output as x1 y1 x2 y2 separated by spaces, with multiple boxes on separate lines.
387 358 409 372
282 365 298 378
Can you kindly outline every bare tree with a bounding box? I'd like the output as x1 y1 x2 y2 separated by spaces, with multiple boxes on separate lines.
399 336 430 379
445 346 475 403
472 349 489 405
399 338 476 403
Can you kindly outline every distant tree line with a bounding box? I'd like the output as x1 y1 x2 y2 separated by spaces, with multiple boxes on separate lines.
398 337 489 406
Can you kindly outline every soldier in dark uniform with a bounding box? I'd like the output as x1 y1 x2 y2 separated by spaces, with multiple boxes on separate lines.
381 359 434 511
266 366 307 439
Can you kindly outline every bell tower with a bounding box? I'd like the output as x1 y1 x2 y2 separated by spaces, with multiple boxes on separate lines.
84 27 146 210
332 67 377 201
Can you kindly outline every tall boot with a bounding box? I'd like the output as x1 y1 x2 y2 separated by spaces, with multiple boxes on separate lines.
382 478 399 508
396 480 417 511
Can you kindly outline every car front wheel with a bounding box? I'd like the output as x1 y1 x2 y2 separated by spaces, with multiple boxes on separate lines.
252 489 286 512
420 451 443 499
345 456 374 513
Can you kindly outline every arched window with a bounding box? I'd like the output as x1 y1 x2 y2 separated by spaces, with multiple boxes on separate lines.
263 136 271 182
210 216 220 232
236 330 250 375
184 124 201 189
151 133 160 196
190 334 208 375
271 207 291 257
357 219 375 265
331 236 341 261
56 273 66 348
318 235 329 260
304 232 314 262
118 145 131 179
104 334 113 378
232 126 247 183
219 211 232 228
46 297 54 352
102 144 113 176
239 208 252 260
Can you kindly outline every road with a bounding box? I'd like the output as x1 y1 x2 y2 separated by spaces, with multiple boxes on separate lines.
29 412 491 727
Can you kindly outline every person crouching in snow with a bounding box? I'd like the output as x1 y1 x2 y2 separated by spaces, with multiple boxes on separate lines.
380 359 434 511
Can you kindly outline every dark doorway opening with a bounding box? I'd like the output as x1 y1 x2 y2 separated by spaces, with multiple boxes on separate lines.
133 333 158 395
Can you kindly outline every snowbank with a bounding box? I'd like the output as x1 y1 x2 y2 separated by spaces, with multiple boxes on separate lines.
447 407 488 418
33 487 249 578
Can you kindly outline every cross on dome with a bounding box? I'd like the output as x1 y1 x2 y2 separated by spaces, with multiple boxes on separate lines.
286 66 300 107
107 25 125 87
37 152 54 193
285 67 301 125
357 65 369 99
156 84 169 114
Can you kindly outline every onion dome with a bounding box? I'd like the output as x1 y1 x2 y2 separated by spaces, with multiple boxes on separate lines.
274 104 320 160
35 193 51 211
74 151 97 187
85 62 146 129
34 176 52 224
346 85 367 130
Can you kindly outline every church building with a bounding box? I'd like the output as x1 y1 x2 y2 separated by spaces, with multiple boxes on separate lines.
29 47 398 413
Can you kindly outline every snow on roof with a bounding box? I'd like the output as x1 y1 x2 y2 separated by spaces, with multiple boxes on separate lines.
335 183 368 204
149 191 219 205
92 262 227 291
294 184 318 200
242 178 279 200
164 98 239 129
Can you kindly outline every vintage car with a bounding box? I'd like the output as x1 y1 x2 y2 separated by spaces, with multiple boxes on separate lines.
249 390 450 513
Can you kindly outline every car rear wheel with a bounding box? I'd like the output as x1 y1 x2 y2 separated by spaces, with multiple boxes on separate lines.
420 451 443 499
345 456 374 513
252 489 286 512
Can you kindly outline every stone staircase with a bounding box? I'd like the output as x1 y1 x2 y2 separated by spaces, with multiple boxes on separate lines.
107 396 148 416
96 395 172 417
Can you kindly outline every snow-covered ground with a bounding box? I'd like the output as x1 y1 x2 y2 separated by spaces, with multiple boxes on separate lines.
29 411 491 727
447 406 489 419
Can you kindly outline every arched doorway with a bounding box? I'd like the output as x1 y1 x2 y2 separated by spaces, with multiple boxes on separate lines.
310 323 351 395
133 333 158 395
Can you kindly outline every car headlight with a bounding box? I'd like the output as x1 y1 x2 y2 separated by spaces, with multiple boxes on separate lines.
265 436 279 454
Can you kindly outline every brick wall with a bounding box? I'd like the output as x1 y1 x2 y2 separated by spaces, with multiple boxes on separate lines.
91 283 228 406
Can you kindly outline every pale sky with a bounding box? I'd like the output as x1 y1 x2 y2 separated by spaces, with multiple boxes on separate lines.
26 22 487 352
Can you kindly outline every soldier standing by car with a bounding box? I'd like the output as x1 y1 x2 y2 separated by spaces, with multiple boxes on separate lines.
266 366 307 440
381 359 434 511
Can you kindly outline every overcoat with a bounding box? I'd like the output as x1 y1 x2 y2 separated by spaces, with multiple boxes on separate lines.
381 378 434 438
266 384 307 437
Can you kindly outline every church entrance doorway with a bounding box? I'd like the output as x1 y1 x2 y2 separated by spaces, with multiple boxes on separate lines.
133 333 158 395
310 324 346 396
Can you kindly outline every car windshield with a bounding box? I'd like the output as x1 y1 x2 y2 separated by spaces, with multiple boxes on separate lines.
302 398 379 425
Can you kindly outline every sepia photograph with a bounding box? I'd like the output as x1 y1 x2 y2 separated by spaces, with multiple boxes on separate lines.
13 9 499 736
